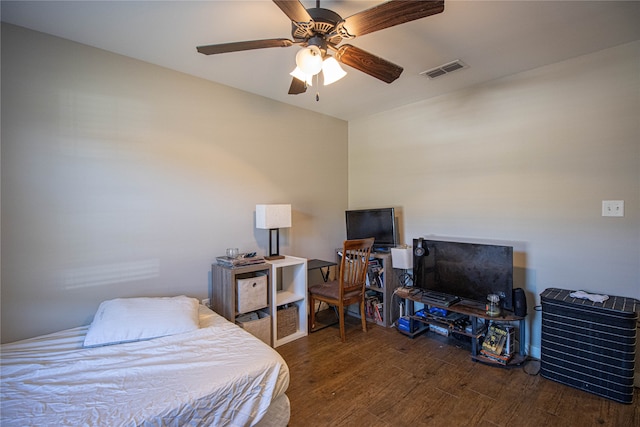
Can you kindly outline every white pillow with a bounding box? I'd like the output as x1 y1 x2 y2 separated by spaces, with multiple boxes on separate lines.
83 295 200 347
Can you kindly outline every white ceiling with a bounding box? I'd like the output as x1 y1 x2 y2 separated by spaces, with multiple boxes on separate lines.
2 0 640 121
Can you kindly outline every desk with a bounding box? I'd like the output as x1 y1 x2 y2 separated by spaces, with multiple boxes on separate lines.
307 259 338 332
307 259 336 282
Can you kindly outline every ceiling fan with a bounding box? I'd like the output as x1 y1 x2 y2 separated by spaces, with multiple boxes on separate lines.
196 0 445 96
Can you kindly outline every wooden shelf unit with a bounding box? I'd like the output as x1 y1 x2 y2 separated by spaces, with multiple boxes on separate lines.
339 251 400 328
210 257 309 348
267 256 308 348
210 263 271 321
210 262 272 344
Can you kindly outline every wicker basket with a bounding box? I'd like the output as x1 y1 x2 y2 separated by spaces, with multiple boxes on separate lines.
277 305 298 339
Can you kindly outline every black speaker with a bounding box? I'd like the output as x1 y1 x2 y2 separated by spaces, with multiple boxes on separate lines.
513 288 527 317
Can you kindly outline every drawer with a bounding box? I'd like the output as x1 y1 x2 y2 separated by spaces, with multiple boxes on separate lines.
237 275 268 313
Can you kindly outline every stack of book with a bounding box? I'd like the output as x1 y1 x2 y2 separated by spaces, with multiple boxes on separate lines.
216 255 265 268
374 302 383 323
480 324 513 365
367 258 383 288
364 294 383 323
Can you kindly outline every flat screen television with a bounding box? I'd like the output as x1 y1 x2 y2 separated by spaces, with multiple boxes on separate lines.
345 208 397 252
413 238 514 311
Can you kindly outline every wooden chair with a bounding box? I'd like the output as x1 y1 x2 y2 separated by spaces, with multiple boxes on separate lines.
308 238 375 342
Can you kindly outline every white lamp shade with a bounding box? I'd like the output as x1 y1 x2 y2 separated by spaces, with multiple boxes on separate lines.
295 45 323 75
322 57 347 85
290 67 313 86
256 204 292 229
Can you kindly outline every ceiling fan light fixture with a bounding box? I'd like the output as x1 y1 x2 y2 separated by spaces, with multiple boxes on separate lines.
321 56 347 86
290 66 313 86
198 0 446 96
295 45 323 75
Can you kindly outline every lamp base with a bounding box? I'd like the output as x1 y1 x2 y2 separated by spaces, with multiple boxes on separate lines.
265 228 285 261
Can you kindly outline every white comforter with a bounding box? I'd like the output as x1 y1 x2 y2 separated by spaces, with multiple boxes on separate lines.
1 306 289 427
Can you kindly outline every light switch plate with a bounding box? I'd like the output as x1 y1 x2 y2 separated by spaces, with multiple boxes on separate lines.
602 200 624 217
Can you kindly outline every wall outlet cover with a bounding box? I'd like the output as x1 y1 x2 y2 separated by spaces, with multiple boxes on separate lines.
602 200 624 217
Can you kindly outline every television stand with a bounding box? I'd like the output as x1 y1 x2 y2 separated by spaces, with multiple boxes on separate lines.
397 290 527 367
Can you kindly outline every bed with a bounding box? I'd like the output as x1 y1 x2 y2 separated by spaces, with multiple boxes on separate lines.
1 297 290 426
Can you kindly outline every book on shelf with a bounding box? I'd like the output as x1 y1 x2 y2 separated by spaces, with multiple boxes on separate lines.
365 295 379 320
481 324 508 356
367 258 384 288
479 349 512 365
364 294 384 323
374 302 384 322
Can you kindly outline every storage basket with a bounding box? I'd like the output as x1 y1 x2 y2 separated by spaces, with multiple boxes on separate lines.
236 309 271 346
236 275 268 313
277 305 298 339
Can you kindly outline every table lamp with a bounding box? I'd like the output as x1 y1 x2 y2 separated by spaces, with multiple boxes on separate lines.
256 204 291 260
391 246 413 270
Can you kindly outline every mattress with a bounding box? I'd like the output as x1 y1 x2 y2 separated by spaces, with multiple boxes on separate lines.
1 305 290 426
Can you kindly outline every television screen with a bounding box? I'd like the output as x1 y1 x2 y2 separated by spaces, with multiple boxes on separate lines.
413 239 514 311
345 208 397 251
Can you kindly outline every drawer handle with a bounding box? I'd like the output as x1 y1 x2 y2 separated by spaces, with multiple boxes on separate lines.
252 282 257 287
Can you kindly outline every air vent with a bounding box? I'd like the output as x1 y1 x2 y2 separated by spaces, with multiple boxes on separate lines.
420 60 467 79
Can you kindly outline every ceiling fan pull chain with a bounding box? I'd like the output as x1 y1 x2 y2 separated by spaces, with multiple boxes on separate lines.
315 73 320 101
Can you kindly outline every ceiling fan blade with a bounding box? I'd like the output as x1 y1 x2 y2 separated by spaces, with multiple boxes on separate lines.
339 0 445 38
288 78 307 95
197 39 293 55
335 44 403 84
273 0 313 24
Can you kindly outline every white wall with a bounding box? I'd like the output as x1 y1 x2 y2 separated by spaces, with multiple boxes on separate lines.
1 24 348 342
349 41 640 358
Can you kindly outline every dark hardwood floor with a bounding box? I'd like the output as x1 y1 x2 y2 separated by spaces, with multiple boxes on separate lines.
276 315 639 427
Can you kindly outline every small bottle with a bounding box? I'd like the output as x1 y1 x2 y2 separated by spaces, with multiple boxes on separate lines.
486 294 501 317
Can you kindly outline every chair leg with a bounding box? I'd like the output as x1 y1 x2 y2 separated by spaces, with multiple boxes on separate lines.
338 304 346 342
360 299 367 332
309 294 316 330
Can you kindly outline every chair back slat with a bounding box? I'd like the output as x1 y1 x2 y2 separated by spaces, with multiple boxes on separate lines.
339 238 374 297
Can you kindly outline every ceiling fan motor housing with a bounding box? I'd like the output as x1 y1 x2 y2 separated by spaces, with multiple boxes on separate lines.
291 7 343 45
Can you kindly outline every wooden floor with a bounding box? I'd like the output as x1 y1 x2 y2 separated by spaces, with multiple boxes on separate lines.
276 316 639 427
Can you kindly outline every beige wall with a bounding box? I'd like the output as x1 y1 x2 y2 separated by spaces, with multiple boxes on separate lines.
3 22 639 353
1 24 348 342
349 41 640 358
